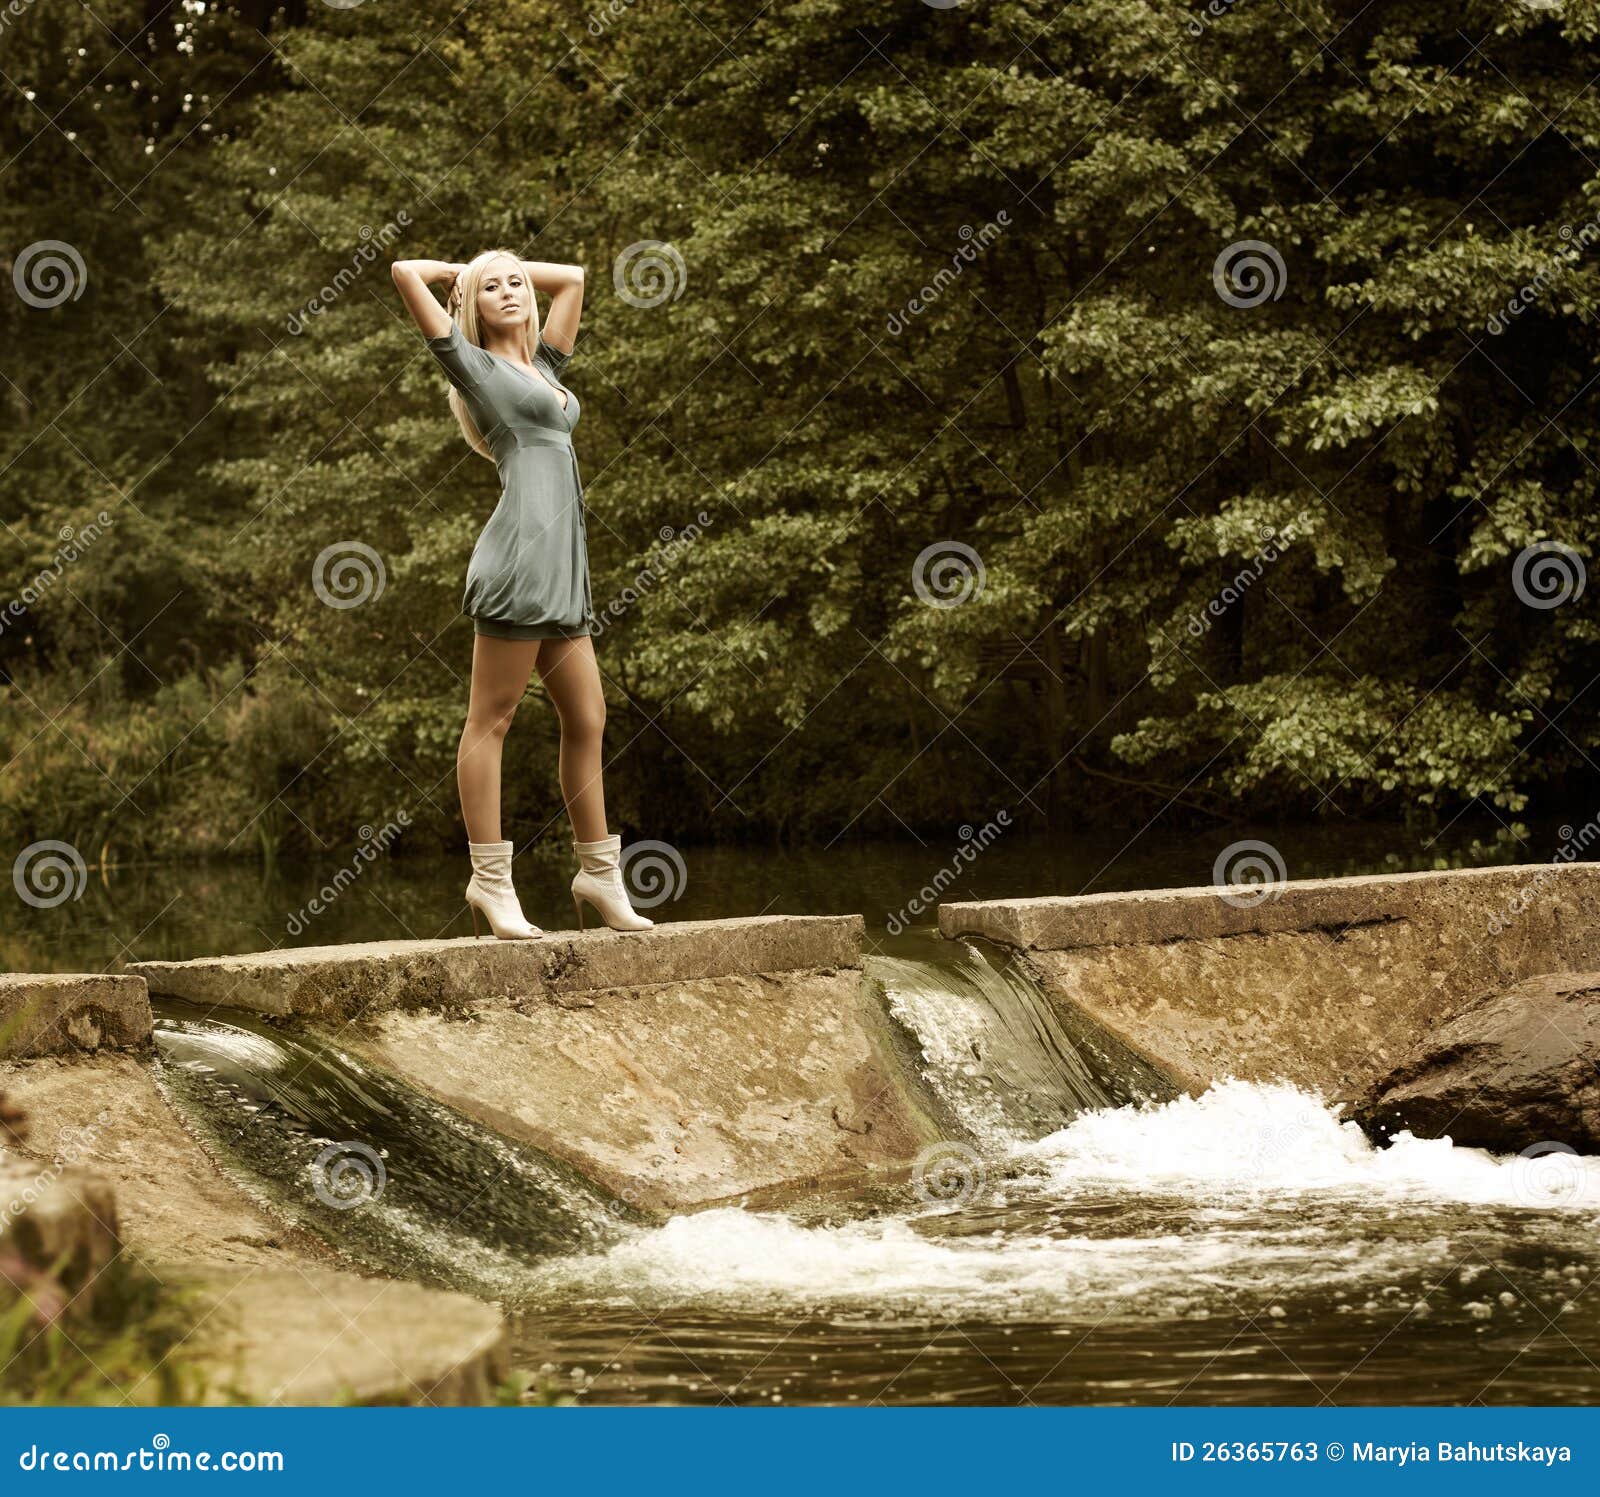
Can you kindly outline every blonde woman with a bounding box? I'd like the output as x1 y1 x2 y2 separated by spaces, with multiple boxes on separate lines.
391 249 651 938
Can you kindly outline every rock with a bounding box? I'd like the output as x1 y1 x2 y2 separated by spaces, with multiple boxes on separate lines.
1349 971 1600 1153
0 974 151 1058
186 1267 509 1405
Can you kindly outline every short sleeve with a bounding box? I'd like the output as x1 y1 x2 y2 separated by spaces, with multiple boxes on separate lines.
425 321 496 395
535 333 574 381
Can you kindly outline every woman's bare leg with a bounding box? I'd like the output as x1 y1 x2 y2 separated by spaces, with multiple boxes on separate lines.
458 635 541 843
534 635 608 842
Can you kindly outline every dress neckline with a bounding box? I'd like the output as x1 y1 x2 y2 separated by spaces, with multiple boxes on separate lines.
485 342 571 417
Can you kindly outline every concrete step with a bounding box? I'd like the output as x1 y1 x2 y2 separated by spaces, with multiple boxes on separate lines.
127 915 864 1020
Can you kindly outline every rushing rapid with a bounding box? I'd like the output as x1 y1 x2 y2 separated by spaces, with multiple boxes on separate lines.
152 999 632 1296
151 934 1600 1405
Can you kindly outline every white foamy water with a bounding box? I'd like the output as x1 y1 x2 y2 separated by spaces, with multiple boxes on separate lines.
1022 1078 1600 1211
521 1080 1600 1320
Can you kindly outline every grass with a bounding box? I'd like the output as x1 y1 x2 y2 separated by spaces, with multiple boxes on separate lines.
0 1249 223 1407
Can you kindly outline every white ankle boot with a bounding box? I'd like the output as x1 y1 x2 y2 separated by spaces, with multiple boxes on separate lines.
571 833 654 931
465 839 542 939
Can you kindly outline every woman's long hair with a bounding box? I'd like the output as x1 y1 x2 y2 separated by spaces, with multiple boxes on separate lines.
444 247 542 462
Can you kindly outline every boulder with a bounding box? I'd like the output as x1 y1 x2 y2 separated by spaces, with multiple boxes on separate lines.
1349 971 1600 1154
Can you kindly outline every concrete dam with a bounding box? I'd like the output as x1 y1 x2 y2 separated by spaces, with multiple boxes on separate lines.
4 861 1599 1404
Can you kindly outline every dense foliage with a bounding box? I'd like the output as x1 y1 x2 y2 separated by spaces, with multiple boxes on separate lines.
4 1 1598 860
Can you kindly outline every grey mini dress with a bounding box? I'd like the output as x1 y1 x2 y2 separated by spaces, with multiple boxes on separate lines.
425 320 593 641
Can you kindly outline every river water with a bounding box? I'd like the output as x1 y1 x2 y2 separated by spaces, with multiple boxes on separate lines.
144 900 1600 1408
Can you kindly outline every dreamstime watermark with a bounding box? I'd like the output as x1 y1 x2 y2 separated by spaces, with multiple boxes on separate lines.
1212 839 1287 907
586 0 638 34
0 0 43 39
614 240 686 309
285 814 412 936
912 540 985 607
12 840 88 910
1487 204 1600 333
1184 513 1314 638
310 1141 387 1209
1186 0 1246 35
1213 239 1287 308
886 811 1013 935
886 211 1011 335
287 211 411 334
592 510 715 636
910 1141 986 1207
312 540 386 608
1508 1141 1595 1209
1486 816 1600 936
1511 540 1585 609
1243 1104 1325 1182
1 1109 113 1236
0 510 115 637
10 240 87 308
619 839 688 908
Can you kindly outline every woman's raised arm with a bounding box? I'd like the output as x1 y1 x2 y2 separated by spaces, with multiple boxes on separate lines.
519 260 584 355
391 258 465 340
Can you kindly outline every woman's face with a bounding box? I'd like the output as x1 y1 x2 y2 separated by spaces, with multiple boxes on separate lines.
475 257 532 334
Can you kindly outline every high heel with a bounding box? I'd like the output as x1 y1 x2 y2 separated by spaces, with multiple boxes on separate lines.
571 833 654 932
464 839 542 940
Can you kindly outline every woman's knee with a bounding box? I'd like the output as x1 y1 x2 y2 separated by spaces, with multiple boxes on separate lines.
465 697 519 739
557 696 605 741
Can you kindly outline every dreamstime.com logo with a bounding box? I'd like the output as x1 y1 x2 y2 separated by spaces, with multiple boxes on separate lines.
1511 541 1585 610
1213 240 1287 308
10 240 87 308
11 840 88 910
886 811 1013 934
1509 1142 1597 1209
911 1141 986 1208
1486 814 1600 936
285 814 412 935
309 1141 387 1210
1212 839 1288 907
0 511 116 637
912 540 985 607
17 1436 284 1473
614 240 686 309
1 1110 113 1236
312 540 386 609
591 510 715 636
886 212 1011 335
286 211 411 334
619 840 688 908
1183 515 1314 639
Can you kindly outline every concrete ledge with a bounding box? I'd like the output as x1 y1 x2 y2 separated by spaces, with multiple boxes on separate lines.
188 1266 508 1406
0 973 151 1058
939 863 1600 1098
939 862 1600 950
127 915 863 1020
